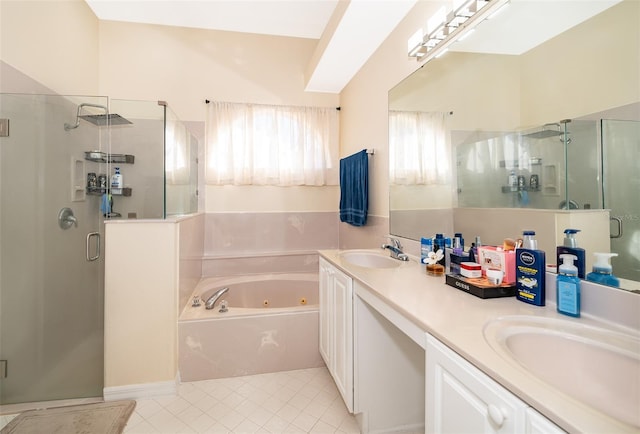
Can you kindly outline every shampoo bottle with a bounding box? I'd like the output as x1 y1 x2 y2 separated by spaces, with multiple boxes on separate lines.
556 229 586 278
111 166 123 195
586 253 620 287
516 230 546 306
556 254 580 317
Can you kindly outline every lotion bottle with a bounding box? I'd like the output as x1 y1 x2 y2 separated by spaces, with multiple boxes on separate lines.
516 230 546 306
556 254 580 317
586 253 620 287
556 229 586 278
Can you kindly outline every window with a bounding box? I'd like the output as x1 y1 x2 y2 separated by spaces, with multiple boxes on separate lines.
205 101 339 186
389 110 450 185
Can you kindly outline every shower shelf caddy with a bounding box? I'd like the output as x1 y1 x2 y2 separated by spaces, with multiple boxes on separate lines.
84 151 135 196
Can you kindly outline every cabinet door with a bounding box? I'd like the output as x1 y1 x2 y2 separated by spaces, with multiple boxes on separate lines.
525 408 566 434
319 258 333 366
426 335 527 434
332 267 354 412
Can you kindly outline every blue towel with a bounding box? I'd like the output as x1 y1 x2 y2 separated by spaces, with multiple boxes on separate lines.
339 149 369 226
101 193 111 216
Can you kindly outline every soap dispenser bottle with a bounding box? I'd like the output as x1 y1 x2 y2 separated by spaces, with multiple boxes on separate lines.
556 229 586 278
586 253 620 287
516 230 546 306
556 254 580 317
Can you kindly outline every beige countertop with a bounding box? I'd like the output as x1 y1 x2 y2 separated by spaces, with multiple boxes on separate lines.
319 249 640 434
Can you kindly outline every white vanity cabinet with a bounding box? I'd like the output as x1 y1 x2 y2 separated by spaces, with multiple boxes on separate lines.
525 408 566 434
319 257 354 412
426 335 528 434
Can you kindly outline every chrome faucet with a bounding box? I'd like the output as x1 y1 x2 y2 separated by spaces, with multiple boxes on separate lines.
205 286 229 310
381 237 409 261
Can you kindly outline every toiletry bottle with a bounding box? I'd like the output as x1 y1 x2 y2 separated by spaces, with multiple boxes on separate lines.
421 237 433 264
111 166 123 195
586 253 620 287
509 170 518 192
468 236 482 263
454 233 464 251
516 230 546 306
556 229 586 278
434 234 446 266
556 254 580 317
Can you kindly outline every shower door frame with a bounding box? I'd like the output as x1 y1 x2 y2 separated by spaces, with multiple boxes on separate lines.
0 93 106 407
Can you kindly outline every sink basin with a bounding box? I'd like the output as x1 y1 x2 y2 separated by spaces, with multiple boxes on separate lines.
340 251 402 269
484 316 640 428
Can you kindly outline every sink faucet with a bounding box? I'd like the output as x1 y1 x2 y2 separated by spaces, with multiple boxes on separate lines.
205 286 229 310
381 237 409 261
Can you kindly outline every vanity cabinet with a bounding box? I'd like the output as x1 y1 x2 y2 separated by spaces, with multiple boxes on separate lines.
319 257 354 412
426 335 565 433
426 335 528 434
525 408 566 434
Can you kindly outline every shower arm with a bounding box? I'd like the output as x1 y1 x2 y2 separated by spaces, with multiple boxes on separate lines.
64 103 109 131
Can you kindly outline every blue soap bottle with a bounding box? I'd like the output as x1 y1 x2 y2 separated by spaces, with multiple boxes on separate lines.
556 229 586 279
556 254 580 317
586 252 620 287
421 237 433 264
516 230 546 306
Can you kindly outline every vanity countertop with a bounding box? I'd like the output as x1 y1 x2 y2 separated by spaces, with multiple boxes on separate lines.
319 249 640 434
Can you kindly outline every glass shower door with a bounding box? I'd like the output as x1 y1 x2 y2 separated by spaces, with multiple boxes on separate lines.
602 119 640 284
0 93 105 405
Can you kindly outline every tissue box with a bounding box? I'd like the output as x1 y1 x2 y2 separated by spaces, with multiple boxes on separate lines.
477 246 516 284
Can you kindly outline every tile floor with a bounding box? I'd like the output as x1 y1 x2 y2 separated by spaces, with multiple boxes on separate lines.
1 367 358 434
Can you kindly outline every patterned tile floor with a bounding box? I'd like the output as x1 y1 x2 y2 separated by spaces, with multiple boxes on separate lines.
1 367 358 434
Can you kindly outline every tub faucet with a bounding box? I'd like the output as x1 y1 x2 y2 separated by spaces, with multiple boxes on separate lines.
381 238 409 261
205 286 229 310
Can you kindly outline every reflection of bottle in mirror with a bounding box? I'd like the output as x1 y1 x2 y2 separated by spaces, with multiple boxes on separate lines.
509 170 517 192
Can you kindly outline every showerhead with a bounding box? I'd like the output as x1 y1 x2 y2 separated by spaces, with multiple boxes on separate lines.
79 113 132 126
523 129 564 139
523 123 562 139
64 103 133 130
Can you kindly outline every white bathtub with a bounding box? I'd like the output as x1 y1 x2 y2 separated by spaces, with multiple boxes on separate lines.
178 273 324 381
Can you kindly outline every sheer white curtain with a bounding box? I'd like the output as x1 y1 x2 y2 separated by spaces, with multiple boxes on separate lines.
205 101 339 186
389 111 450 185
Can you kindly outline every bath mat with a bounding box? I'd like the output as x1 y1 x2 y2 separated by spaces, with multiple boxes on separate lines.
1 400 136 434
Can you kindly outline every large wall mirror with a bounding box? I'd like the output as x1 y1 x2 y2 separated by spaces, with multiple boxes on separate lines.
389 0 639 291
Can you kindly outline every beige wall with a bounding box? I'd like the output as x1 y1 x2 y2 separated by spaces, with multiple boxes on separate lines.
0 0 99 95
104 221 179 388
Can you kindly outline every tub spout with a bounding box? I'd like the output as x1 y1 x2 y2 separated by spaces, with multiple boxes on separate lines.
205 286 229 310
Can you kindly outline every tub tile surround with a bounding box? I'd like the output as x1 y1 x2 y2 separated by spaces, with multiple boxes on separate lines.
204 212 339 257
319 249 640 433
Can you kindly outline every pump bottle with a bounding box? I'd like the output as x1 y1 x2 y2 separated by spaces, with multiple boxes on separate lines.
586 253 620 287
557 229 586 278
556 254 580 317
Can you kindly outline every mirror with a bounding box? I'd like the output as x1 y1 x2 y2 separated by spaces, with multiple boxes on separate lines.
389 0 639 291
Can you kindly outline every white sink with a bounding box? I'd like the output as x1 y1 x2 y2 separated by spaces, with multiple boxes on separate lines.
340 250 403 269
483 316 640 428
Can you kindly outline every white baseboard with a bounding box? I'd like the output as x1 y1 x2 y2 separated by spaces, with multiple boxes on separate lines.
103 376 178 401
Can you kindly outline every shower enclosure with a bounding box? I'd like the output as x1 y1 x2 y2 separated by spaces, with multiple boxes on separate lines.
455 118 639 283
0 93 197 406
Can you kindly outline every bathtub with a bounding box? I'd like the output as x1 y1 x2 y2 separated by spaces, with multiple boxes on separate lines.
178 272 324 381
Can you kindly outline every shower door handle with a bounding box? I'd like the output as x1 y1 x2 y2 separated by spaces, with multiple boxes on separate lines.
86 232 100 261
610 216 623 239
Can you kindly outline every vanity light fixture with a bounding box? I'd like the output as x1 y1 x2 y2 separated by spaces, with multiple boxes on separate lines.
408 0 510 63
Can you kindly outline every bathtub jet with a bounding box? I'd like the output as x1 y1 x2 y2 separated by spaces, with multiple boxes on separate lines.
205 286 229 310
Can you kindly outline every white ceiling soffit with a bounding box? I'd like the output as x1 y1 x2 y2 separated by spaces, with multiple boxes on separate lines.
305 0 418 93
85 0 417 94
451 0 623 55
85 0 339 39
